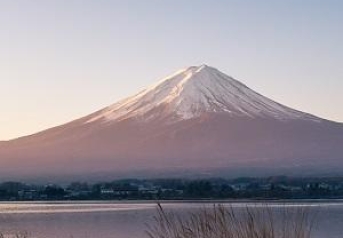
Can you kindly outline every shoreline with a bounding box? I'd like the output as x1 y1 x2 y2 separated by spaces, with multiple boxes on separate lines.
1 198 343 204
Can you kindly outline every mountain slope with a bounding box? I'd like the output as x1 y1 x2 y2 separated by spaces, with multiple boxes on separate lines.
86 65 319 123
0 65 342 181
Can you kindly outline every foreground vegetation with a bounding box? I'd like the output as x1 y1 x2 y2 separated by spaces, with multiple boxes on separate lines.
0 232 29 238
147 203 316 238
0 203 317 238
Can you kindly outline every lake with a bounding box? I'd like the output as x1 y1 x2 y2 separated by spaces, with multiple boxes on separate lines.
0 201 342 238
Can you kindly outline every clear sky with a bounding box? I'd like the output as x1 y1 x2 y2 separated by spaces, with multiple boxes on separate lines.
1 0 342 140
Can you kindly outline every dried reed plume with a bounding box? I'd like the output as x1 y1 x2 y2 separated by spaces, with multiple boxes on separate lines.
146 203 317 238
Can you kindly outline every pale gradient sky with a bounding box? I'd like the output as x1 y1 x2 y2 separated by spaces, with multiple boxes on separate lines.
1 0 342 140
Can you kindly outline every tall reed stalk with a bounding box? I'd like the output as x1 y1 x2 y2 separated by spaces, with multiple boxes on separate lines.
146 203 316 238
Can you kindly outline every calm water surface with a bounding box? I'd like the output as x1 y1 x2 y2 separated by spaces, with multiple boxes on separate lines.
0 201 342 238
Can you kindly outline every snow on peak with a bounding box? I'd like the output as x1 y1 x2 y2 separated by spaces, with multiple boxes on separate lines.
86 65 319 124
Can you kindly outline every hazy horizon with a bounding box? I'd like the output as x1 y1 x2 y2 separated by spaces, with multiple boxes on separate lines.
1 0 343 140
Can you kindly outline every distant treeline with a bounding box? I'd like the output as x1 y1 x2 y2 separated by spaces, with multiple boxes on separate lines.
2 176 343 201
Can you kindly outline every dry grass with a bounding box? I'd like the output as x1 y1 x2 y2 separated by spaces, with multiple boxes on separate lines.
0 232 29 238
146 203 317 238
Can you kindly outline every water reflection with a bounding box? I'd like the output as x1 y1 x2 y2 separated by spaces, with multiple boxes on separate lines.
0 201 341 238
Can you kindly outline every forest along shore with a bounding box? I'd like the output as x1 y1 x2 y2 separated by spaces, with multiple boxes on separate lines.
1 176 343 201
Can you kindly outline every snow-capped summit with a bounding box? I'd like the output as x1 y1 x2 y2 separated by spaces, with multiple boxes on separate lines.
0 64 342 181
87 64 318 123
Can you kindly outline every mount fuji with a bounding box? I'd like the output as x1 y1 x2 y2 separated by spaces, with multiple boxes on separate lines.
1 65 343 180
